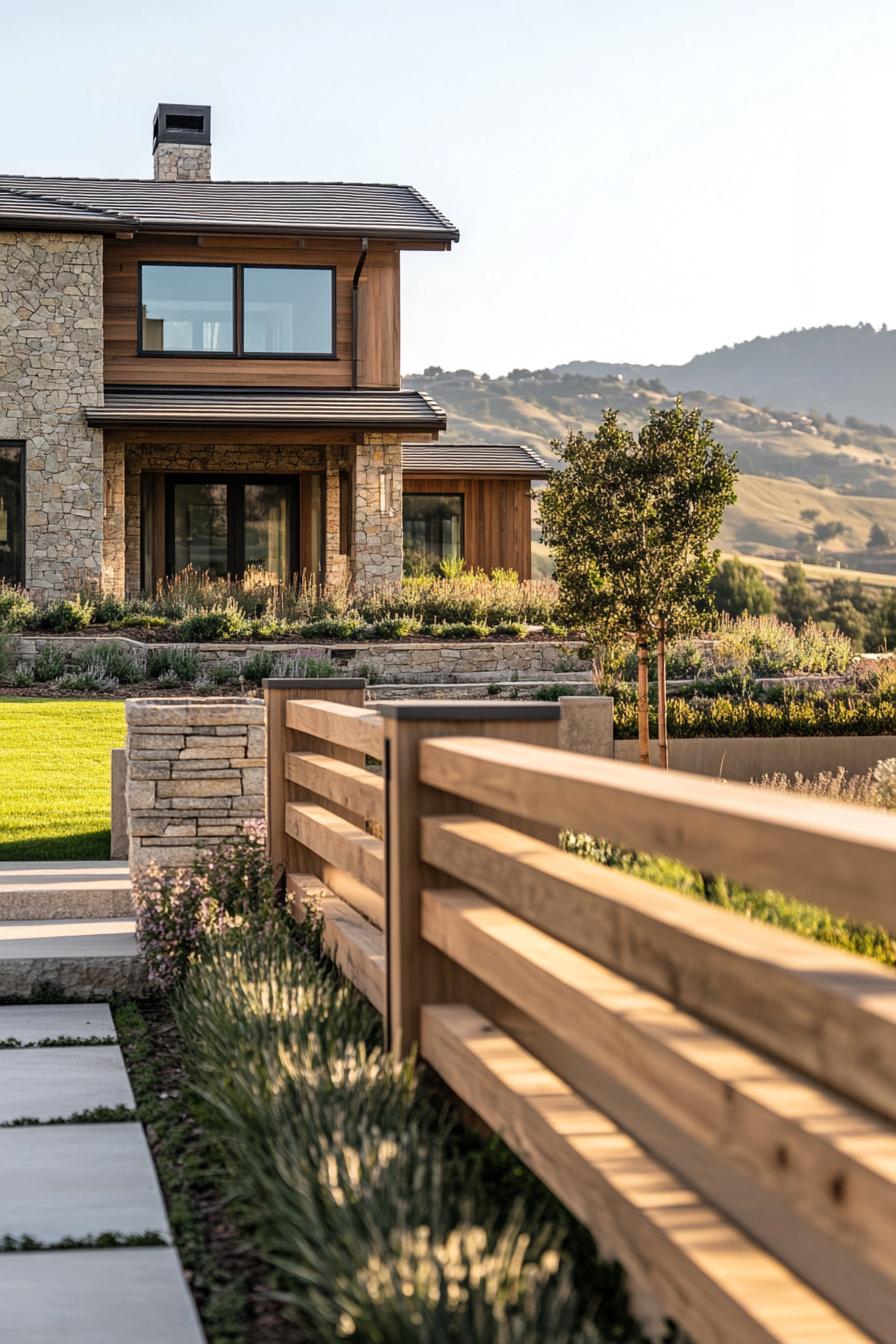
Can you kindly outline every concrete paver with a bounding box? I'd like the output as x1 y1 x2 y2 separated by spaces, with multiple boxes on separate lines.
0 1123 170 1241
0 1003 115 1045
0 1046 135 1123
0 918 137 958
0 863 132 921
0 1247 206 1343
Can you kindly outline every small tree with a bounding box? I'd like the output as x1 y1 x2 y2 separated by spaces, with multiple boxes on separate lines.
710 557 775 616
540 400 737 767
777 563 818 629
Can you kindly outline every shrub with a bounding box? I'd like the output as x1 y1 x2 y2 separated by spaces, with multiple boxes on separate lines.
32 644 65 683
56 659 120 693
146 647 201 684
38 596 93 633
72 642 145 685
0 632 19 683
493 620 528 639
297 617 365 641
270 654 337 680
133 822 280 992
370 614 424 640
175 605 252 643
241 650 276 685
612 692 896 739
108 613 170 629
0 584 35 632
90 592 128 625
12 662 34 688
209 661 241 686
431 620 490 639
156 669 182 689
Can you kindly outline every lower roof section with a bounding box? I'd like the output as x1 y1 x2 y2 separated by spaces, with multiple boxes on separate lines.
402 442 551 477
86 386 446 432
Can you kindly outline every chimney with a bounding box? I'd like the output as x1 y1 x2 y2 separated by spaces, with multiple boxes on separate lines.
152 103 211 182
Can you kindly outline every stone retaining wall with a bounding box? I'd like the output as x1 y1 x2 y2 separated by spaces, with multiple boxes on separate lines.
14 635 585 681
125 697 265 869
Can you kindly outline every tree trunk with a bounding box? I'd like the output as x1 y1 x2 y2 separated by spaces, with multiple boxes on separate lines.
637 635 650 766
657 617 669 770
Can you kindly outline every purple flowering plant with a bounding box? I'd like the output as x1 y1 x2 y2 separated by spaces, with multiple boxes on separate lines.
133 820 283 992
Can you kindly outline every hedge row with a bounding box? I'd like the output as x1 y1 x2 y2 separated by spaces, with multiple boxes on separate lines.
613 694 896 739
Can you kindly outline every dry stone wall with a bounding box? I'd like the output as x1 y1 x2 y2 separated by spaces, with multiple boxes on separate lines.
125 697 265 869
0 230 104 596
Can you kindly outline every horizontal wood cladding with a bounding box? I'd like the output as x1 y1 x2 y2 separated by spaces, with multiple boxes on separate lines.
403 475 534 578
103 233 400 389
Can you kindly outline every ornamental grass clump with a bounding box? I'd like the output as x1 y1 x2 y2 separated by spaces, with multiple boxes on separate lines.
174 924 607 1343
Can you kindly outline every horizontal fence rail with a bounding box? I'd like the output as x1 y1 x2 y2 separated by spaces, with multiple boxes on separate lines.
264 683 896 1344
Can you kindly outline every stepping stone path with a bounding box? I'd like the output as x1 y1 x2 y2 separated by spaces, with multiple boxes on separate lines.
0 864 205 1340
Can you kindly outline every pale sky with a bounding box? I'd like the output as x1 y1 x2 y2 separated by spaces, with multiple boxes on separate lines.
1 0 893 374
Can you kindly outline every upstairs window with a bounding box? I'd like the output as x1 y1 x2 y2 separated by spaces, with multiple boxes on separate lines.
139 263 335 358
140 264 234 353
243 267 335 356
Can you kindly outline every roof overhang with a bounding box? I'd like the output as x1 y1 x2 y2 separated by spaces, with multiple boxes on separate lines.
401 442 552 479
86 386 447 432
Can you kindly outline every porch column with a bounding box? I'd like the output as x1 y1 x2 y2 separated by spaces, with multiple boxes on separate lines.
352 434 403 591
102 439 126 598
324 445 351 589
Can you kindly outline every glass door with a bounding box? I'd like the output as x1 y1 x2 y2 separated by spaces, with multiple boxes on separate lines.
165 475 299 582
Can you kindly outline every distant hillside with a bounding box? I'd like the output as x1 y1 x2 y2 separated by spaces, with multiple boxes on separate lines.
405 367 896 578
553 324 896 426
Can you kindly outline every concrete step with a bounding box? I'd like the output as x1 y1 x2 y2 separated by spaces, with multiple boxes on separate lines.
0 862 132 922
0 918 145 998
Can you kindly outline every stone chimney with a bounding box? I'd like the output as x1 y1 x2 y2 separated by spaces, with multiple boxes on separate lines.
152 103 211 182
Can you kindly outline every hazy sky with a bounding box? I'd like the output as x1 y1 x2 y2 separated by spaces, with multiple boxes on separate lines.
1 0 893 373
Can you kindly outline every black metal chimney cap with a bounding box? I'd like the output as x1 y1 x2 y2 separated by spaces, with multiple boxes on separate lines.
153 103 211 150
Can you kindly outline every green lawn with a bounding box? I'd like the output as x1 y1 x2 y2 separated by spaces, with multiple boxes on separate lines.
0 699 126 861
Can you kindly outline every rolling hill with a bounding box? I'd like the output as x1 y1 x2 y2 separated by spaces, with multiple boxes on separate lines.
553 323 896 426
405 365 896 580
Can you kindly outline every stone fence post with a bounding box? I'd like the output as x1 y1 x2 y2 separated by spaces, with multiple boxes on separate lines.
125 697 265 870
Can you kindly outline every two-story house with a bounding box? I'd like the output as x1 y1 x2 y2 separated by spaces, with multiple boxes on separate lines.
0 103 547 599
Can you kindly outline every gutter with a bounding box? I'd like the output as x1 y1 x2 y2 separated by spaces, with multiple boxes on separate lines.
351 236 369 390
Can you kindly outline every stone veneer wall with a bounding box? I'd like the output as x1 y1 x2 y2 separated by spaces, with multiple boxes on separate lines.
0 231 104 596
352 435 403 590
125 697 265 869
152 144 211 182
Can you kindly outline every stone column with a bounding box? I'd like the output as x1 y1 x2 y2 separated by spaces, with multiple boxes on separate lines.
125 697 266 870
102 441 126 597
352 434 403 591
324 446 352 590
0 231 105 597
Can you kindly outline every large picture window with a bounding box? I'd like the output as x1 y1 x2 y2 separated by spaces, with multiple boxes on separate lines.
139 263 335 358
0 442 24 586
164 474 301 585
140 264 235 353
243 267 335 355
403 493 463 573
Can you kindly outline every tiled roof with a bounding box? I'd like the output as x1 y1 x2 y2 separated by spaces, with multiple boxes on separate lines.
0 175 458 242
401 442 551 476
86 386 447 431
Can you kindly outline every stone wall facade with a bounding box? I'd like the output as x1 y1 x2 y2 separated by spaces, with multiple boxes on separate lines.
352 435 403 590
0 231 104 596
152 144 211 182
125 697 265 869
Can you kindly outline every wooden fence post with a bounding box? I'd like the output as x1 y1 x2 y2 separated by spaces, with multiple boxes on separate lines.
263 678 367 881
380 701 561 1057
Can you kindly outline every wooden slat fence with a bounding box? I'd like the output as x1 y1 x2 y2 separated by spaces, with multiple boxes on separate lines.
264 681 896 1344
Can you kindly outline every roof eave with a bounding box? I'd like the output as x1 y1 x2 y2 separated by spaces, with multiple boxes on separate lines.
86 411 447 431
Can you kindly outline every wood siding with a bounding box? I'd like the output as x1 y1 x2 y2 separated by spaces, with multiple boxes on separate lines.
104 233 400 389
403 476 534 578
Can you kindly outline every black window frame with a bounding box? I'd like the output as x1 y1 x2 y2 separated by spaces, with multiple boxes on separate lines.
138 262 337 361
0 440 25 587
402 490 465 572
164 473 300 580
